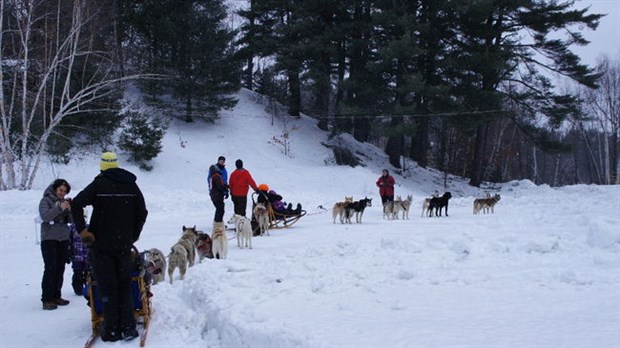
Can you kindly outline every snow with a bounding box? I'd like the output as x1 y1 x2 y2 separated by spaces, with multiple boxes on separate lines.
1 88 619 348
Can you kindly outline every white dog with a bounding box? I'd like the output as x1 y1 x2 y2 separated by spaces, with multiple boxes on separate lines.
253 202 270 236
228 214 253 249
211 222 228 259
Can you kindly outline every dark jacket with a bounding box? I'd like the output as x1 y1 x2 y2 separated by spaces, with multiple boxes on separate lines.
71 168 148 251
257 189 286 212
209 165 227 201
38 184 73 241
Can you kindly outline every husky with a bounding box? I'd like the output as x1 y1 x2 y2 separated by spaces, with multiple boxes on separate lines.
332 196 353 224
253 202 270 236
428 192 452 217
383 197 402 220
211 222 228 259
400 195 412 219
473 194 501 214
195 232 214 261
228 214 253 249
144 248 166 285
168 225 199 283
346 197 372 223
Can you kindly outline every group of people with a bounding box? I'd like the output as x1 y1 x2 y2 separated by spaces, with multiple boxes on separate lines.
38 152 385 343
206 156 302 223
38 152 147 342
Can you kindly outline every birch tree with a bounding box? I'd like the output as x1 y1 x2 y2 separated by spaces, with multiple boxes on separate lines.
1 0 157 190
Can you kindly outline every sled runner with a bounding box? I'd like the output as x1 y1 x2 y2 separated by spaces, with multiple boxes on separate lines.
84 247 152 347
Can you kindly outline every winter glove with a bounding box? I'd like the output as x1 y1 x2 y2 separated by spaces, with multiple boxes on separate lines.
79 229 95 246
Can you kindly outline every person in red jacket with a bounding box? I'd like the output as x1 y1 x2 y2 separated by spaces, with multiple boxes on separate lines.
228 159 259 216
376 169 395 205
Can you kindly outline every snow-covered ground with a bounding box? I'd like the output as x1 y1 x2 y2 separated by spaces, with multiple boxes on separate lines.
1 89 619 347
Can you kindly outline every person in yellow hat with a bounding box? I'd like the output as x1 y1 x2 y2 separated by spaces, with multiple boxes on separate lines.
71 152 148 342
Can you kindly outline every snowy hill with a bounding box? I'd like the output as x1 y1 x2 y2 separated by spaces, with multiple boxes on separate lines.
1 88 619 348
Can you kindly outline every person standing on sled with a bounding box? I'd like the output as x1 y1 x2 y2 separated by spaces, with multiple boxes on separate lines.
71 152 148 342
38 178 74 310
229 159 259 217
376 169 395 205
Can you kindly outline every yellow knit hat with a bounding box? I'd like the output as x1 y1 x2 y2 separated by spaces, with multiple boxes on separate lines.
100 152 119 171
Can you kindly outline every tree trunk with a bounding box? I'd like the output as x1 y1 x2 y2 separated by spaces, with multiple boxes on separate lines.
469 123 488 187
287 66 300 117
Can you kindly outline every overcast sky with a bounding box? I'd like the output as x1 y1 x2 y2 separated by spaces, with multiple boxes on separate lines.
571 0 620 66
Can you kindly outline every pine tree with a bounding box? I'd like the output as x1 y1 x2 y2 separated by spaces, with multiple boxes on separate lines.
123 0 241 122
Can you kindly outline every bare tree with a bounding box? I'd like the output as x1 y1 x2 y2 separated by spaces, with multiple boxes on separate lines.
0 0 159 190
575 54 620 185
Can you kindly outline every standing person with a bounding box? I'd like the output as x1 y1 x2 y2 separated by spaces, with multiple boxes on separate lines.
376 169 395 205
207 156 229 192
228 159 259 216
70 209 90 296
209 164 227 223
38 178 73 310
71 152 148 342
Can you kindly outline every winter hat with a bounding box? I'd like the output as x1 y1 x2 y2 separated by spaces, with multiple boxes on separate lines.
235 159 243 169
100 152 119 171
258 183 269 191
218 156 226 162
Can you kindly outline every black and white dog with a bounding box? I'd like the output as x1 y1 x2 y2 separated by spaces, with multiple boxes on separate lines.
345 197 373 223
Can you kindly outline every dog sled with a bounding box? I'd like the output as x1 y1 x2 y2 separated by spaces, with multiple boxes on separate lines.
250 192 306 235
83 247 152 348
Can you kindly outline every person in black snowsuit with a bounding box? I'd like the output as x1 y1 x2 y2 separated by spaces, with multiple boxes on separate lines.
209 164 227 222
71 152 148 342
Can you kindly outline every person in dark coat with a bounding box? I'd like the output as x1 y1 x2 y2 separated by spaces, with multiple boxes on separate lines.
38 178 73 310
71 152 148 342
209 164 227 222
228 159 259 216
376 169 395 205
207 156 229 193
256 183 301 214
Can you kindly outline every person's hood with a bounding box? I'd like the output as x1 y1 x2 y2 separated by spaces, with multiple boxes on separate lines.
42 183 58 201
100 167 136 183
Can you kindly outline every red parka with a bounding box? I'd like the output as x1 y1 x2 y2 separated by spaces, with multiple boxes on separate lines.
229 168 258 196
376 172 395 197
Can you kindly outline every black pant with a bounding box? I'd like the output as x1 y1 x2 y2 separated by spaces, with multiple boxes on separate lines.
381 195 394 205
211 197 225 222
40 240 69 302
231 195 248 216
91 248 135 332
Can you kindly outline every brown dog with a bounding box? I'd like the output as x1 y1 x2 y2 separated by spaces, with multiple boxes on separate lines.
195 232 214 261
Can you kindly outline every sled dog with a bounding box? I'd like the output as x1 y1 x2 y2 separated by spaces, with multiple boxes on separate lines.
473 194 501 214
228 214 253 249
421 191 440 217
428 192 452 217
211 222 228 259
144 248 166 285
383 197 402 220
168 225 199 283
400 195 412 219
346 197 372 223
332 196 353 224
195 232 214 261
253 202 270 236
